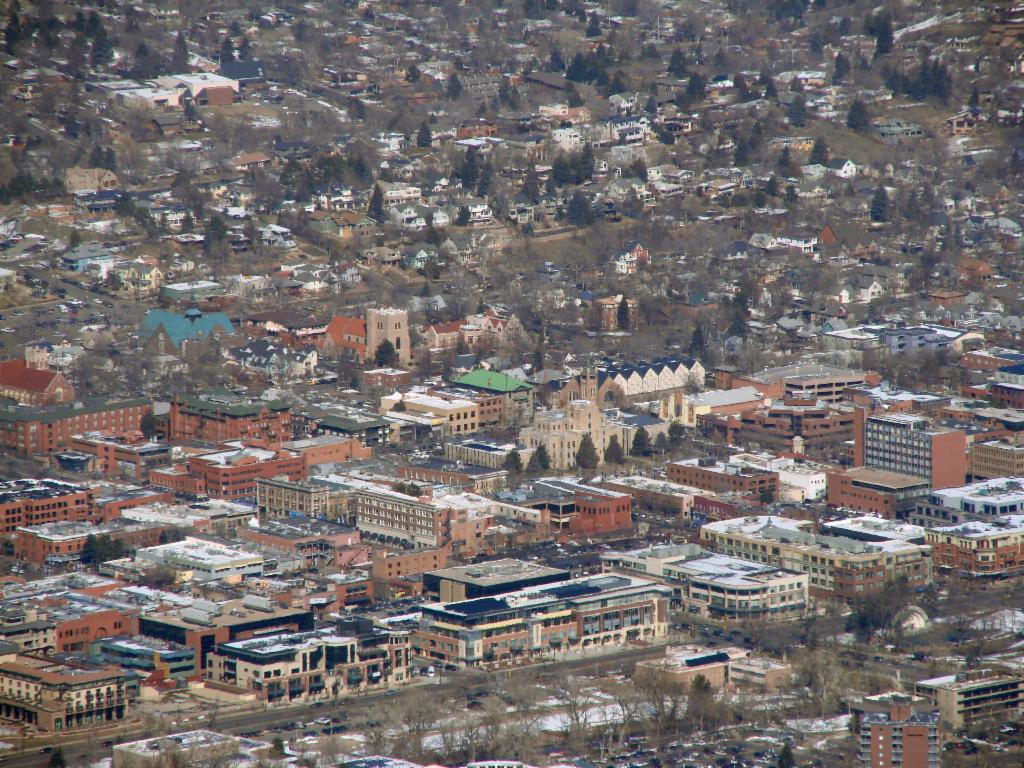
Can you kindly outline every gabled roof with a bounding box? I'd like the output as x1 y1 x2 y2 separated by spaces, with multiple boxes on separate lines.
140 309 234 348
0 360 62 394
324 315 367 346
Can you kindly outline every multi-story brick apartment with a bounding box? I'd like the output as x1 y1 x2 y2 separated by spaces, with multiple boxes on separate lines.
989 363 1024 409
414 573 670 667
854 410 968 490
448 369 534 427
206 623 410 703
167 392 291 444
0 398 150 455
668 458 779 498
700 515 932 600
858 698 939 768
0 650 130 732
0 479 94 534
149 443 307 501
926 514 1024 578
15 519 167 566
523 478 633 535
69 431 172 480
380 391 480 436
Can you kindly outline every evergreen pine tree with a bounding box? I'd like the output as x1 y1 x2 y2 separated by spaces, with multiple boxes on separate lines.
219 35 235 63
688 324 707 358
668 421 685 447
172 31 189 71
368 184 385 222
870 185 888 222
527 445 551 471
575 434 599 469
832 52 850 83
237 35 252 61
503 449 523 473
654 432 668 454
874 15 893 57
603 435 624 464
809 136 829 165
778 146 791 171
446 73 463 100
631 427 651 456
416 121 432 148
476 163 493 196
667 48 687 77
617 295 631 330
786 95 806 127
846 99 869 130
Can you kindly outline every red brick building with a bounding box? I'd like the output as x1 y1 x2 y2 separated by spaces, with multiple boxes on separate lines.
0 479 94 534
0 359 74 405
667 459 779 497
0 398 150 455
16 519 168 565
168 393 292 445
51 604 136 654
237 516 363 569
149 444 306 500
926 515 1024 578
361 368 413 391
825 467 931 518
69 431 172 481
859 700 939 768
570 486 632 535
699 397 855 461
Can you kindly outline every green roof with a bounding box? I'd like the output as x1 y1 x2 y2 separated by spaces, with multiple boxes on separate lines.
454 369 532 394
0 398 150 424
175 392 290 418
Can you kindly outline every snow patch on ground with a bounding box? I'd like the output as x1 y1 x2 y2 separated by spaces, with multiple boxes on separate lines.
972 609 1024 634
895 13 962 40
786 714 851 734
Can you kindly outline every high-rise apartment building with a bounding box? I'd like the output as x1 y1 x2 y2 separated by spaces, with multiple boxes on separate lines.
858 698 939 768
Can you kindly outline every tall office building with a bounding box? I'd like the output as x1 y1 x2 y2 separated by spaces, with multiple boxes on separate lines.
854 410 967 490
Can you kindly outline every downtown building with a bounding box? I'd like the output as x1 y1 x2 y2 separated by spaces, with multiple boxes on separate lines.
414 573 670 667
853 411 967 491
699 516 932 600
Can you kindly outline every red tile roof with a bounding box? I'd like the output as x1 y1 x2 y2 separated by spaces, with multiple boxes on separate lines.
0 360 61 394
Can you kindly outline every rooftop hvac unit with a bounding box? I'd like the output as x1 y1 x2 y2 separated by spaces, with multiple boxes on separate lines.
243 594 275 612
180 608 214 627
193 598 222 615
